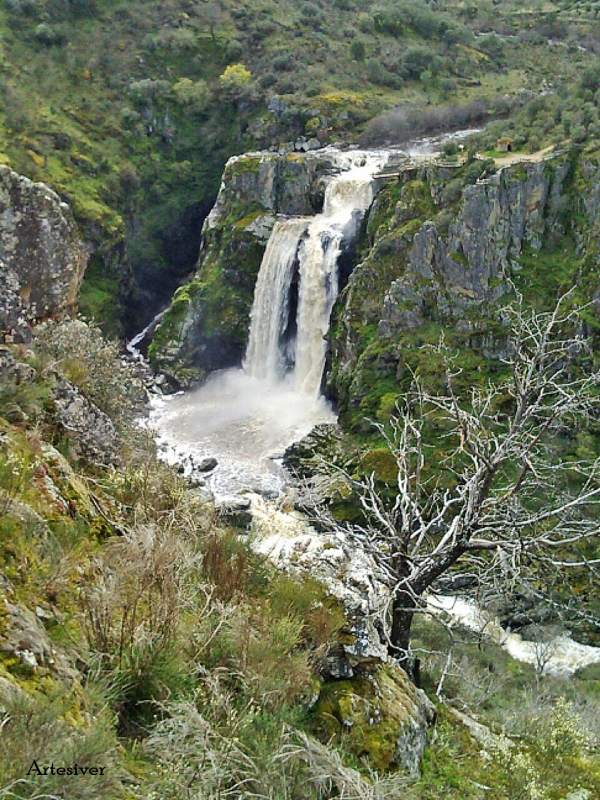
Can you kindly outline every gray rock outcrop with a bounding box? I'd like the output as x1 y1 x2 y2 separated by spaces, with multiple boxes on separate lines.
0 576 77 681
52 379 120 466
0 165 87 342
328 150 600 421
379 158 572 338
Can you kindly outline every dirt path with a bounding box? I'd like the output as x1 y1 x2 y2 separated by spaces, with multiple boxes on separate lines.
488 145 555 168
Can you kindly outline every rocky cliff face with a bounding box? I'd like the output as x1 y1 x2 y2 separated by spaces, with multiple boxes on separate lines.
328 149 600 429
148 149 354 387
0 166 87 342
149 145 600 399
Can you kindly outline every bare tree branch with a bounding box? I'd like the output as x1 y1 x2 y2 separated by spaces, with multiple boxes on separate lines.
308 292 600 676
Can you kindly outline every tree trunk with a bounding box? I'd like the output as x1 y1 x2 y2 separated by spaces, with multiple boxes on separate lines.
389 588 418 679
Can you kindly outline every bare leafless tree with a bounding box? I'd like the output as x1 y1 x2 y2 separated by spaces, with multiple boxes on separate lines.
315 291 600 675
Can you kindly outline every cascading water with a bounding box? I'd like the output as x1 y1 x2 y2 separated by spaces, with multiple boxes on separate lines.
293 160 381 394
244 218 307 382
148 149 388 496
245 153 385 396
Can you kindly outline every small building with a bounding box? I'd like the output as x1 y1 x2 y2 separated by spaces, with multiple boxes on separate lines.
497 137 513 153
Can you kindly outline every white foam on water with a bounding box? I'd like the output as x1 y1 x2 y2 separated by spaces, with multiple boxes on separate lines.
428 594 600 676
149 369 335 497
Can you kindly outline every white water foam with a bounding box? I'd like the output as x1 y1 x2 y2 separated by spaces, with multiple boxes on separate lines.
150 370 336 497
428 594 600 676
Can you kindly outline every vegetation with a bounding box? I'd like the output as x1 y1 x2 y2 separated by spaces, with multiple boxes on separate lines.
0 324 364 797
1 316 599 799
320 296 600 674
1 0 600 333
3 1 600 797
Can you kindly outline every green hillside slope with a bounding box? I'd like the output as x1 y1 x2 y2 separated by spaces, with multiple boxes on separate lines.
1 0 599 335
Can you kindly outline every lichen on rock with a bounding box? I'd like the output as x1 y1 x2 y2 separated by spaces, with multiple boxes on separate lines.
52 379 120 466
0 166 87 342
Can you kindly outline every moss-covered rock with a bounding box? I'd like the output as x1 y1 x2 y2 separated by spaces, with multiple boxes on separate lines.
148 205 270 386
314 666 435 774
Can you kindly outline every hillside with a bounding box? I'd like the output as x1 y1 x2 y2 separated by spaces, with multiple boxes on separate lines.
2 2 600 797
1 0 600 336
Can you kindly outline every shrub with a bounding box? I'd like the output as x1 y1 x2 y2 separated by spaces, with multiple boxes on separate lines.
358 11 373 32
33 319 143 425
82 523 192 731
218 63 252 102
441 178 464 206
5 0 40 16
0 685 125 799
128 78 171 104
442 140 459 157
402 47 433 80
366 59 403 89
267 574 345 651
225 38 243 62
440 77 457 94
478 32 505 63
33 22 67 46
172 77 210 113
581 63 600 93
350 39 366 62
202 532 254 603
0 373 51 425
118 105 141 128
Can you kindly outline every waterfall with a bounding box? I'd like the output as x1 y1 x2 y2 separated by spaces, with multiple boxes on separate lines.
244 152 386 396
149 149 389 497
244 218 307 381
294 161 381 394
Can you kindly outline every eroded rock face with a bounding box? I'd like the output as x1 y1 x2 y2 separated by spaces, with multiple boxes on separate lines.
0 166 87 341
328 150 600 423
379 158 571 338
205 150 337 230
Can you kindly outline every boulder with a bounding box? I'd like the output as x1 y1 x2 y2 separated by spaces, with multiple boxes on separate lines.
52 379 120 466
314 666 436 775
216 495 253 528
0 346 36 384
197 456 218 473
0 166 87 342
